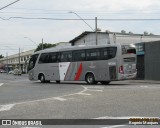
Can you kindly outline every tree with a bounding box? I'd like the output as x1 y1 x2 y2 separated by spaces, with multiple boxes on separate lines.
144 31 149 35
129 31 133 34
121 30 126 34
0 54 4 59
34 43 57 52
150 33 154 36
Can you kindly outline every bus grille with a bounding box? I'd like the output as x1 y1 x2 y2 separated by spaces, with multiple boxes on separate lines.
109 66 116 80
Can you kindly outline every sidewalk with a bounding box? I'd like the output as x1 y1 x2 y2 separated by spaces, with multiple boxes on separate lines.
128 79 160 84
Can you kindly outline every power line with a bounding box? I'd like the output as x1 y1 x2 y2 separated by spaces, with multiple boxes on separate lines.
8 7 160 12
0 0 21 11
1 17 160 21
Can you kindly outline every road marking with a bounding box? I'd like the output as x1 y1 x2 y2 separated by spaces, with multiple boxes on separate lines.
54 97 67 101
140 86 148 88
78 93 92 96
86 86 104 89
0 85 89 111
21 127 41 128
0 104 15 112
82 85 103 92
0 85 103 112
0 83 4 87
88 89 103 92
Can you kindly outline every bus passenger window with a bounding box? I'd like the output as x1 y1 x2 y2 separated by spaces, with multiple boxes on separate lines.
38 53 49 63
60 52 72 62
86 49 100 61
73 50 85 61
48 52 60 63
101 47 117 60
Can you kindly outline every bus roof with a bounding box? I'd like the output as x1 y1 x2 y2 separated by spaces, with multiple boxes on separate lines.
34 44 121 55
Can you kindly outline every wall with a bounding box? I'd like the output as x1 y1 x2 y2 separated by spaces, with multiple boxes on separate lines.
74 33 110 46
145 41 160 80
136 55 145 80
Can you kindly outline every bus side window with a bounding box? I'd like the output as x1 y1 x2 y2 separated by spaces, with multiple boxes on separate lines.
101 48 109 60
60 52 72 62
38 53 49 63
101 47 117 60
107 47 117 59
86 49 100 61
48 52 60 63
73 50 85 61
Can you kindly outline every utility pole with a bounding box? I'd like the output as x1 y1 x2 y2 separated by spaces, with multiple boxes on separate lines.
19 48 20 70
42 38 43 50
69 11 94 31
95 17 98 45
6 52 8 75
69 11 98 45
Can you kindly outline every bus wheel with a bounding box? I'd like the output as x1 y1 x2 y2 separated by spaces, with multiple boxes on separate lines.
56 80 60 84
85 73 97 84
40 74 46 83
100 81 110 85
46 80 50 83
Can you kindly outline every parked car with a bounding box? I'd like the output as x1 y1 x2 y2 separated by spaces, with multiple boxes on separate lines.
13 69 22 75
0 69 6 73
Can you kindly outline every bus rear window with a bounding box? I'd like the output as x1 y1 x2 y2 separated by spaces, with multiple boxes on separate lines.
126 49 136 54
122 45 136 54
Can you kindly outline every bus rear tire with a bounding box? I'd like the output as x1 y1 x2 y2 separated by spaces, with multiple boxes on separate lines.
40 74 46 83
85 73 97 85
100 81 110 85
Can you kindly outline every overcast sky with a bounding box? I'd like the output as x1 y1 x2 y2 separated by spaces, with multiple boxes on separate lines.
0 0 160 56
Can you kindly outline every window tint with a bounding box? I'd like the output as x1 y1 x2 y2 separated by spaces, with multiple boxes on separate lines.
38 52 60 63
60 52 72 62
101 47 117 60
86 49 100 61
73 50 85 61
38 53 49 63
122 45 136 54
48 52 60 63
127 49 136 54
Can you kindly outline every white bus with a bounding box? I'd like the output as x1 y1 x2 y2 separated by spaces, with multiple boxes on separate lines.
28 44 137 84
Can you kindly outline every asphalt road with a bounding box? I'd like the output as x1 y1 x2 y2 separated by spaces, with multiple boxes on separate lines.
0 73 160 128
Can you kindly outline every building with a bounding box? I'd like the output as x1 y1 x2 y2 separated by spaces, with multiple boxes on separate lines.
0 42 70 73
0 49 34 73
69 31 160 81
69 31 160 46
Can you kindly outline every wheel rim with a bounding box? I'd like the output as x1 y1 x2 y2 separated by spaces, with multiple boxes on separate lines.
88 76 93 83
87 74 94 84
41 75 44 82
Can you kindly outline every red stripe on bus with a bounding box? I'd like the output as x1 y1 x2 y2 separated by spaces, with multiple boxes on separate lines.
74 63 83 81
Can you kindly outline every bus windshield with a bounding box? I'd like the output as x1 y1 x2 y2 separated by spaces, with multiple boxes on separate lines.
27 54 39 71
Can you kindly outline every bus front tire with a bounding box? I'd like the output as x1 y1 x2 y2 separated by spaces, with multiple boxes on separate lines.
40 74 46 83
85 73 97 85
100 81 110 85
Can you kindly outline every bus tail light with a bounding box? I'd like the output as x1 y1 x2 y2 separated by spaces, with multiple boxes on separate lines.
119 66 124 74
